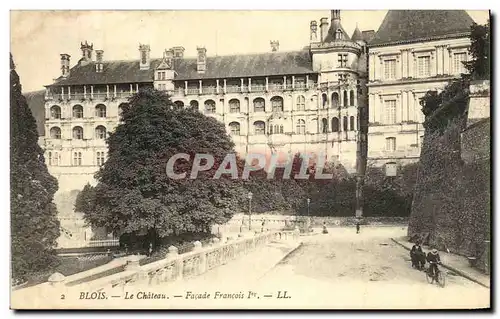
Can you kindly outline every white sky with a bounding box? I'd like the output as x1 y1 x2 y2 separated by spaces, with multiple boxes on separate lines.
10 10 489 92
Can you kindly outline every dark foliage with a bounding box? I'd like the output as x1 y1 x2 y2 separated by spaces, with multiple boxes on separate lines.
75 88 244 248
10 54 60 281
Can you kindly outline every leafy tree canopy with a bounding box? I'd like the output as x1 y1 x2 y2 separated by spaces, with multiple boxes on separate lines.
76 88 245 240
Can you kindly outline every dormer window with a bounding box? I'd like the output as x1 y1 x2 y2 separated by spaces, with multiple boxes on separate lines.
335 29 342 40
141 51 147 65
157 71 166 81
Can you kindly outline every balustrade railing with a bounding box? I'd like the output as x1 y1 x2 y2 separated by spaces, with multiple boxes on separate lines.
187 88 199 95
58 230 299 292
226 85 241 93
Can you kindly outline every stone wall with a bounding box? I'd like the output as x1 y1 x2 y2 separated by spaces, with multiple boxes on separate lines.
408 81 490 273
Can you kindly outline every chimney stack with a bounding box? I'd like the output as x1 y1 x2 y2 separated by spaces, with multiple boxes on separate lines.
95 50 104 73
60 54 71 78
320 18 329 42
80 41 93 66
331 10 341 22
139 44 151 70
270 40 280 52
310 21 318 42
172 46 185 59
197 47 207 74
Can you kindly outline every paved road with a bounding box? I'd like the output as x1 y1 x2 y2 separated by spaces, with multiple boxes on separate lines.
250 227 490 309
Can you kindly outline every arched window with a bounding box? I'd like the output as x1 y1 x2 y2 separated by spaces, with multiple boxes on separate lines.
95 104 106 118
271 96 284 112
322 94 328 108
72 105 83 118
50 105 61 119
253 97 265 112
203 100 215 113
336 29 342 40
343 90 348 107
229 99 240 113
95 125 107 139
174 101 184 110
343 116 348 131
322 118 328 133
50 127 61 139
296 119 306 134
349 116 355 131
280 125 284 134
269 125 273 135
357 115 360 130
254 121 265 135
331 93 339 108
73 126 84 139
229 122 240 135
331 117 339 132
274 124 279 134
118 103 128 118
190 100 199 111
350 90 355 106
296 95 305 111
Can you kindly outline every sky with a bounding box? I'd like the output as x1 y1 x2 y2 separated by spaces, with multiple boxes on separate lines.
10 10 489 92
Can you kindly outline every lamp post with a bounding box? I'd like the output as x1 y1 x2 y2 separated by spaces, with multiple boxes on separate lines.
248 192 253 231
307 198 311 231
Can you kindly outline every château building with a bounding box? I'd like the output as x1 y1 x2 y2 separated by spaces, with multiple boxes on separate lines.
37 9 477 217
366 10 474 174
43 9 372 201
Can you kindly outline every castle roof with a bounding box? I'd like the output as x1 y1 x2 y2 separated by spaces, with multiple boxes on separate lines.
49 50 315 87
323 19 351 43
351 26 363 42
370 10 475 47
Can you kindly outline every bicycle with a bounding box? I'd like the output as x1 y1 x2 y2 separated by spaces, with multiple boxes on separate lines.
426 262 446 287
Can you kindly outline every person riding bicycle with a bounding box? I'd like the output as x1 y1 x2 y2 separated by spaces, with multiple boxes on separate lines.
410 241 425 269
426 247 442 280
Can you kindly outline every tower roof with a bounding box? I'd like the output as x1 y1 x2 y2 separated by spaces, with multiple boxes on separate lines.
351 25 363 41
323 19 351 42
370 10 475 47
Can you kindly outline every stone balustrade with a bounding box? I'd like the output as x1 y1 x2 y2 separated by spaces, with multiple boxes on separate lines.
62 230 299 292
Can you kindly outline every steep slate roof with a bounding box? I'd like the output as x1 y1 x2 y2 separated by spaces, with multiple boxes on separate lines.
370 10 475 47
50 50 314 87
323 19 351 43
23 90 46 136
351 26 363 42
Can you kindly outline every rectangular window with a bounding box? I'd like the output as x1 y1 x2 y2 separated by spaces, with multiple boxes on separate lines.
73 151 82 166
384 59 396 80
385 137 396 151
338 54 348 68
453 52 467 74
96 151 105 166
417 56 430 77
384 100 397 124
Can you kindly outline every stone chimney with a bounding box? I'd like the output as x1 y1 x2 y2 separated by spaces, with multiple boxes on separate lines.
95 50 104 73
197 47 207 74
270 40 280 52
320 18 329 42
331 10 341 22
139 44 151 70
80 41 93 65
310 21 318 42
172 46 185 59
60 54 71 78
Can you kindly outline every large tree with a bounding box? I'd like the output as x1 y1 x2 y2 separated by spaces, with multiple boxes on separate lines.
10 54 60 281
76 88 244 247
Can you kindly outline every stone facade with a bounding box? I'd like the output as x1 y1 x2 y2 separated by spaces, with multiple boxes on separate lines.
367 10 474 171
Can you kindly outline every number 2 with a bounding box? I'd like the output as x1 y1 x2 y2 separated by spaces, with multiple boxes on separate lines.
60 294 65 300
